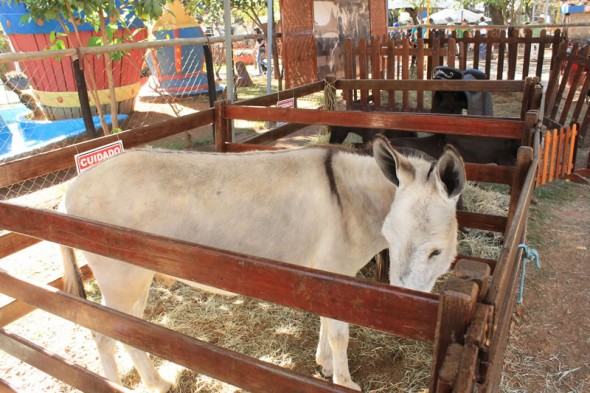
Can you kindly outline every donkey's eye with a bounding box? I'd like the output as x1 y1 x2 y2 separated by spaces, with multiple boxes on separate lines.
429 249 442 259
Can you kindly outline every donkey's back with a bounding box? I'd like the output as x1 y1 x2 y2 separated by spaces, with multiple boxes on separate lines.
63 147 386 269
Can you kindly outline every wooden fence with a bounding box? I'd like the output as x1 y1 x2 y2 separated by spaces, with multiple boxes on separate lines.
216 79 541 391
340 32 556 113
344 27 561 84
537 125 578 185
543 41 590 176
0 78 540 392
342 33 589 178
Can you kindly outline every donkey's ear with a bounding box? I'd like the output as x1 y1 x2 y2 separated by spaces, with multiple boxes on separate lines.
373 135 415 187
436 144 466 199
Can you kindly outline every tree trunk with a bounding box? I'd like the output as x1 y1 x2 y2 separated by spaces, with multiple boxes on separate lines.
100 13 118 132
489 5 505 26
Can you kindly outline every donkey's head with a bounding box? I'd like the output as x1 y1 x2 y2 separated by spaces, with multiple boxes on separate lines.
373 136 466 292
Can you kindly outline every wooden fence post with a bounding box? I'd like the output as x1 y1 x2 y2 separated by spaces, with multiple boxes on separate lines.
480 221 530 392
430 277 478 392
344 39 353 109
459 31 468 71
416 39 425 110
371 37 381 108
507 28 517 80
214 100 229 152
568 125 578 174
496 29 506 80
548 129 558 182
72 51 98 139
484 31 492 77
386 40 396 111
535 30 546 78
203 45 217 109
324 75 337 138
507 146 535 228
550 29 561 70
375 250 389 284
447 37 456 69
522 29 533 78
556 127 566 176
359 39 368 110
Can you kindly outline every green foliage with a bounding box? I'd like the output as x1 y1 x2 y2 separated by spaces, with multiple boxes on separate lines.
49 30 67 50
5 0 172 26
1 0 176 63
181 0 277 31
2 0 174 52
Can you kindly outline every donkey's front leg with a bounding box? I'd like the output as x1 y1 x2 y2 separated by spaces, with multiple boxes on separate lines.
316 317 361 391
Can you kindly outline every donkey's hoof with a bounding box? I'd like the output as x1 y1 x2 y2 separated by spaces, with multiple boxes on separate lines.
338 380 361 392
146 378 174 393
320 365 333 378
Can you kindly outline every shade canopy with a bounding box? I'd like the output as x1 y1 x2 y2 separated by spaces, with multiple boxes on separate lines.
428 8 489 24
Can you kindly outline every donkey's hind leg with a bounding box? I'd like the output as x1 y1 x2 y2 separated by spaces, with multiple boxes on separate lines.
89 254 173 392
319 317 361 391
316 316 333 377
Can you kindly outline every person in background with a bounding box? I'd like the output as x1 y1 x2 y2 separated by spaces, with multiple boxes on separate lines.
478 16 488 60
457 18 469 39
445 17 455 39
458 19 471 47
253 27 267 76
455 18 469 53
390 22 402 40
478 16 488 38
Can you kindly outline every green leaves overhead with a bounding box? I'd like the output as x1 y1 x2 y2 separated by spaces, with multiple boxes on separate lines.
5 0 173 30
181 0 276 31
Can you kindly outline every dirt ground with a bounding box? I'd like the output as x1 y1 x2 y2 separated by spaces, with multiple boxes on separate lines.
501 180 590 392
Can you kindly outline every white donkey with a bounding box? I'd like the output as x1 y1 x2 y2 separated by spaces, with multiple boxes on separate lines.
60 135 466 392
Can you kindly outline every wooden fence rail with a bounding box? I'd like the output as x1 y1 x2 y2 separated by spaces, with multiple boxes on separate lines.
0 269 355 393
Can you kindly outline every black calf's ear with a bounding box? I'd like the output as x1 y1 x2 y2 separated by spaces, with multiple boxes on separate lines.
373 135 415 187
436 144 466 199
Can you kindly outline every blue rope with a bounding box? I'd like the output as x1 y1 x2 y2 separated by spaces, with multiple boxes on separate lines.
517 244 541 303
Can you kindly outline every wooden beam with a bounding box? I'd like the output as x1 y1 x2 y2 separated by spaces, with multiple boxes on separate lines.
0 378 18 393
454 342 479 392
430 278 479 392
0 264 93 327
0 202 439 341
0 232 41 259
481 149 537 392
241 123 309 145
436 343 463 393
335 79 526 93
0 328 129 393
454 260 492 301
224 143 286 153
457 211 507 233
0 271 355 393
465 163 515 185
224 106 525 139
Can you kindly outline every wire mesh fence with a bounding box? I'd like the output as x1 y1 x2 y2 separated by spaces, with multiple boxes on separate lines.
0 32 313 201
